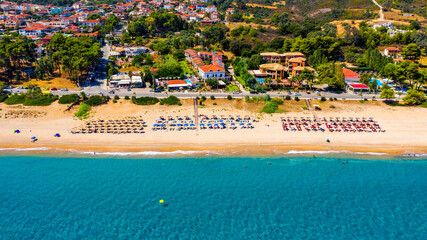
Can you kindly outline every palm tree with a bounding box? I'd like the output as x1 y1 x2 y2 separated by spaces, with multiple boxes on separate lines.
128 70 133 89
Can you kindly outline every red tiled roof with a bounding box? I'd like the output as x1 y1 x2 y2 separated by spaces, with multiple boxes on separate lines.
167 80 187 85
199 65 225 72
385 47 400 51
342 68 359 77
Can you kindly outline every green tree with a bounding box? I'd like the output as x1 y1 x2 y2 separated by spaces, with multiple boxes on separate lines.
300 68 315 89
403 88 426 105
401 43 422 60
380 85 395 101
206 78 219 88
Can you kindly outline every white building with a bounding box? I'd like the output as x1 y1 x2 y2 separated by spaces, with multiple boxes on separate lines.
198 65 229 80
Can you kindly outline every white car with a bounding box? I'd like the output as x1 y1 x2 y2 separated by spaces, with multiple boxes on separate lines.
294 92 301 96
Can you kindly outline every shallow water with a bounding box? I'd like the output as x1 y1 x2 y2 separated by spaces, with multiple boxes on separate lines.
0 154 425 239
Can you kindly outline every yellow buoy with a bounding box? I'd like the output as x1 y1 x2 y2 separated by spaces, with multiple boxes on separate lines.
159 199 164 203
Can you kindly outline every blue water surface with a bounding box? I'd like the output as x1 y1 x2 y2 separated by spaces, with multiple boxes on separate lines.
0 154 426 239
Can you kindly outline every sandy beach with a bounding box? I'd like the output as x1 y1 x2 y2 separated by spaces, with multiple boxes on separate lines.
1 99 426 156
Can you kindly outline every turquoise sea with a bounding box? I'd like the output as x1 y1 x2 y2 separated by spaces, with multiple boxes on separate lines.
0 153 426 239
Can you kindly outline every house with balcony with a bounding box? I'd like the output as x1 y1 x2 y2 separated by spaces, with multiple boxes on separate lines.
198 65 230 80
258 63 286 80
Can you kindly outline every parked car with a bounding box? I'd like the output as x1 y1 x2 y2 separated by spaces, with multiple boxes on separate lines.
51 87 57 91
109 90 115 94
306 90 311 94
60 88 68 91
233 91 239 94
17 86 24 89
287 91 291 95
294 92 301 96
250 91 259 94
5 86 13 89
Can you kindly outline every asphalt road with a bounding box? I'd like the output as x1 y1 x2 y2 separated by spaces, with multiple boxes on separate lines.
7 87 405 101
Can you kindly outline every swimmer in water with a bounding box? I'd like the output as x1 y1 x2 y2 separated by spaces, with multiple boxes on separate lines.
313 154 316 158
309 158 311 162
244 165 247 168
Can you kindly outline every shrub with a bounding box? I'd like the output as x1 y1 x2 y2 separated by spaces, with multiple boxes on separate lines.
329 97 333 101
244 96 250 102
302 106 308 110
321 97 326 101
330 105 336 108
210 95 215 100
4 95 26 105
114 95 119 100
124 96 130 100
24 96 56 106
261 101 279 113
160 96 181 105
227 95 232 100
364 98 368 101
196 96 200 100
334 98 337 101
271 98 283 105
0 95 8 103
132 96 160 105
213 102 217 105
80 92 87 100
113 99 117 103
85 95 108 106
359 100 364 103
75 103 91 119
59 94 79 104
201 96 206 101
285 95 291 100
294 96 300 101
265 94 271 101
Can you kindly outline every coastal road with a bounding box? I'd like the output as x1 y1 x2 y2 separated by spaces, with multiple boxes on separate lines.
30 88 400 101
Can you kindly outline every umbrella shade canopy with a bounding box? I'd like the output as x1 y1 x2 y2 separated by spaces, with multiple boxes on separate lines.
55 133 61 137
231 123 235 125
239 123 244 125
248 123 252 125
15 130 20 133
31 136 37 139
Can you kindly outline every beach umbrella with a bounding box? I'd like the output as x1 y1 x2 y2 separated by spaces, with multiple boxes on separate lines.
15 130 20 133
190 124 195 126
248 123 252 125
54 133 61 137
200 124 205 126
184 124 189 127
231 123 235 126
239 123 244 125
31 136 37 140
220 123 225 125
